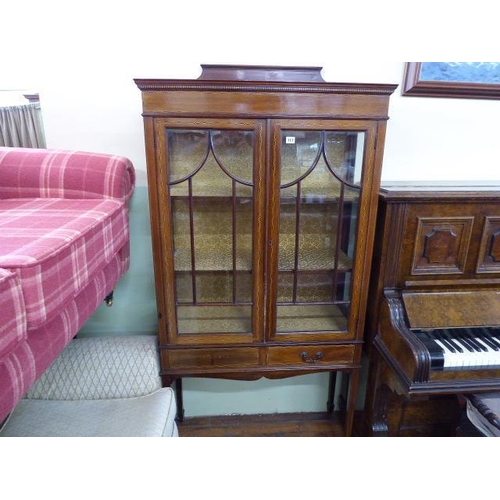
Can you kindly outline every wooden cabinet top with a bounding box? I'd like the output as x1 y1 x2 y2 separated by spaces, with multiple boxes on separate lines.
380 181 500 201
135 64 397 93
134 64 397 119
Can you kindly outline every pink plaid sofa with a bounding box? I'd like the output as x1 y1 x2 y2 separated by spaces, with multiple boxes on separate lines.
0 147 135 423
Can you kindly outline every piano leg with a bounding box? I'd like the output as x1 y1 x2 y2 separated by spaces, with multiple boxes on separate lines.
371 384 391 437
363 346 464 436
361 347 392 436
363 347 426 436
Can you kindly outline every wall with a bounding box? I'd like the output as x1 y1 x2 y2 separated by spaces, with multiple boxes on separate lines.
3 1 499 417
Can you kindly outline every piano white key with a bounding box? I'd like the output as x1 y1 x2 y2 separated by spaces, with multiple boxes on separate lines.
456 339 480 368
454 339 475 369
465 335 496 368
433 338 466 369
457 341 475 369
454 334 483 368
473 337 500 367
420 328 500 371
462 329 493 368
442 334 470 369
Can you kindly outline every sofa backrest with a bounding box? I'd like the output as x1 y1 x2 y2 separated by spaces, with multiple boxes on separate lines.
0 147 135 202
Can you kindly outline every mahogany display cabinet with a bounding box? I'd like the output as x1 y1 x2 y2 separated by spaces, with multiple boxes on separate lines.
135 65 396 435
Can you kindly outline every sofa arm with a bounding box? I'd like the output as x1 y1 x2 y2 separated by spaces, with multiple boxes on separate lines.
0 147 135 202
0 268 27 363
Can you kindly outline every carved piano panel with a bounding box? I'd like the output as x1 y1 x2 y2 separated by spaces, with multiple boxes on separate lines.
399 203 500 285
360 182 500 437
477 217 500 273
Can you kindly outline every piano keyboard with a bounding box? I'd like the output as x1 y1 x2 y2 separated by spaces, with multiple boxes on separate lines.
413 327 500 371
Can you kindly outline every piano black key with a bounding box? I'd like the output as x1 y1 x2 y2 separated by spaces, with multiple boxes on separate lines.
447 329 483 368
483 328 500 349
440 329 477 369
477 329 500 351
443 330 463 352
464 328 488 351
433 331 456 352
453 330 477 352
436 329 467 352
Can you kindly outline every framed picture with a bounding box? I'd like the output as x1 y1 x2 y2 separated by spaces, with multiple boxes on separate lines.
402 62 500 99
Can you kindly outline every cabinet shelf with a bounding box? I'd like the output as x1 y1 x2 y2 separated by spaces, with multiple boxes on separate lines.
173 234 352 272
177 303 347 334
177 304 252 334
170 189 359 201
171 195 253 201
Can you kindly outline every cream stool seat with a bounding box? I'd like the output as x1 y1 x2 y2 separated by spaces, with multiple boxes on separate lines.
0 335 178 437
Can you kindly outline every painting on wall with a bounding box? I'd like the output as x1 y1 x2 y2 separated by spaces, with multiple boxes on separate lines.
402 62 500 99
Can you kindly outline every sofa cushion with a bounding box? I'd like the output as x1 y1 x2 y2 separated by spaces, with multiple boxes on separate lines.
0 197 129 329
0 268 27 362
25 335 162 400
0 388 178 437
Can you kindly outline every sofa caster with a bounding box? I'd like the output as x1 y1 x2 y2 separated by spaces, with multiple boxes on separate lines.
104 291 114 307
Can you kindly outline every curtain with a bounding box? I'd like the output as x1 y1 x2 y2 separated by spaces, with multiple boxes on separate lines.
0 102 46 148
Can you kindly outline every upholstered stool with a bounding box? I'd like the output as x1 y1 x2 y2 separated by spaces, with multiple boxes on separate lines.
0 335 178 437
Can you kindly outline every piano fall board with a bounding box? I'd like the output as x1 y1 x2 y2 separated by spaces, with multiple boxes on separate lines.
361 182 500 436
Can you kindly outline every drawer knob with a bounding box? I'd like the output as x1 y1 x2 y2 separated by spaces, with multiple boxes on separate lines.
300 351 324 363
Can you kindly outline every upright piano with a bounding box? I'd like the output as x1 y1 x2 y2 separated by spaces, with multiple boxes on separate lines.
361 182 500 436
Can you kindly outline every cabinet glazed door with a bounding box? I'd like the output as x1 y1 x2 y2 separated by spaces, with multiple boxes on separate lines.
267 119 378 343
154 118 266 345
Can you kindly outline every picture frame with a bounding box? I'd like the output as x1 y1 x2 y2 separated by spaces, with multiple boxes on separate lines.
402 62 500 100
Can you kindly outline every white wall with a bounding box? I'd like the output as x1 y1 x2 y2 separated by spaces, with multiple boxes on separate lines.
5 2 499 183
3 1 499 417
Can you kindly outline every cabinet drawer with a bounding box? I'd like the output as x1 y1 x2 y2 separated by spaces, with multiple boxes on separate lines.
267 344 355 367
164 347 259 370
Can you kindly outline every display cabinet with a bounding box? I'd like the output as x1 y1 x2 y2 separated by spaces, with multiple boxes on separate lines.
135 65 396 435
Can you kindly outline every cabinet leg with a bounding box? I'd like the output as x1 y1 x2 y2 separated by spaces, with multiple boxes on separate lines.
336 371 350 412
174 378 185 423
327 372 337 413
344 370 360 437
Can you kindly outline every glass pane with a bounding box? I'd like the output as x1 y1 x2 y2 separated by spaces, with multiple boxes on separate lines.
276 129 364 333
168 129 209 184
167 128 254 335
191 152 231 197
212 130 254 184
280 131 321 187
177 305 252 334
276 305 348 332
296 271 335 302
324 131 365 186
